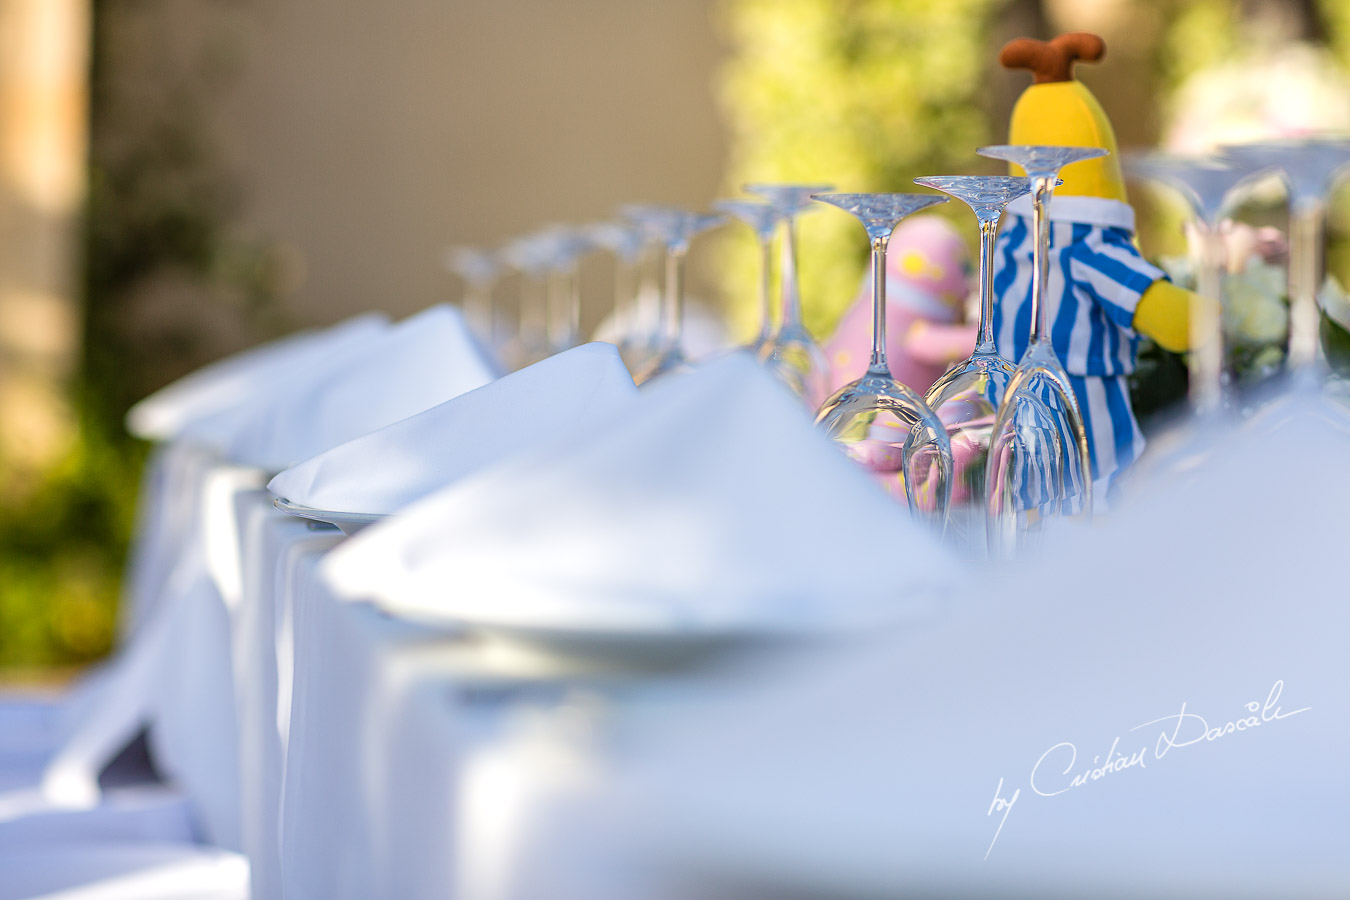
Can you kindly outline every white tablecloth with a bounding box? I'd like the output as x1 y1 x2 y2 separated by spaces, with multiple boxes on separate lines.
54 436 1350 900
219 488 476 900
253 512 1350 900
271 537 602 900
230 498 333 900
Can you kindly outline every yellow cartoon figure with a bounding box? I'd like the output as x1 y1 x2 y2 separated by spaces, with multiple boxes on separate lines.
992 33 1208 498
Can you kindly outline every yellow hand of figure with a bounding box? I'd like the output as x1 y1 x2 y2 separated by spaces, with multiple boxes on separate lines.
1132 280 1218 352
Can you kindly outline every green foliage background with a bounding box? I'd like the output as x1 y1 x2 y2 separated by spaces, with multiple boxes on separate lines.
0 429 141 669
714 0 1007 341
714 0 1350 340
5 0 1350 671
0 0 283 672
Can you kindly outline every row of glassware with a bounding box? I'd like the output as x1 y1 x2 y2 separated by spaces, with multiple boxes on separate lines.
448 137 1350 556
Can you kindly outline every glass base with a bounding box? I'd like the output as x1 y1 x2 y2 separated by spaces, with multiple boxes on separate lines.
817 372 951 523
758 325 830 407
916 353 1016 550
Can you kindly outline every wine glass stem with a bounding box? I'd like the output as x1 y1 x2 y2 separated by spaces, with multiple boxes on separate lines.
546 269 577 351
1189 221 1226 415
465 281 493 345
663 246 686 349
975 218 998 354
567 267 581 347
612 257 631 340
1288 198 1324 373
522 274 546 349
638 245 661 346
1029 175 1054 345
779 217 803 329
757 233 774 343
868 233 891 375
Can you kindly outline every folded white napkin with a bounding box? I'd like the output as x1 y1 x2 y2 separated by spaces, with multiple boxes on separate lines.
323 352 956 635
266 342 638 515
125 313 390 443
183 305 498 471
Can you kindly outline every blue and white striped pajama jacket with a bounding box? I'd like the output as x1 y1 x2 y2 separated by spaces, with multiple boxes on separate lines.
991 195 1165 500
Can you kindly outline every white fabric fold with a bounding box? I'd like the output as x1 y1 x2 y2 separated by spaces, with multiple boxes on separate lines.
596 394 1350 899
126 313 390 443
266 342 637 515
323 352 959 636
187 304 498 470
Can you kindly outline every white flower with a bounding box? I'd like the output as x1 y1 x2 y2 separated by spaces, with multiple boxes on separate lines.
1223 258 1287 346
1243 255 1285 297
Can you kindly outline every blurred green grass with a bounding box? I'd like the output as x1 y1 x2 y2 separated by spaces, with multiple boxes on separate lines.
0 424 144 668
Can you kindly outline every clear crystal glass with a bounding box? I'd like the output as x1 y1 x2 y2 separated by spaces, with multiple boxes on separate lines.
1217 137 1350 439
1125 152 1274 415
635 210 724 385
620 205 679 375
1221 138 1350 376
714 198 781 355
585 221 646 361
500 233 554 368
812 191 953 524
444 246 501 349
903 175 1031 552
745 183 834 406
1122 153 1276 482
535 227 593 356
976 145 1103 551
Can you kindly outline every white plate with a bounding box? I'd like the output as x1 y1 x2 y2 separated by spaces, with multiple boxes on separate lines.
272 497 387 535
366 587 886 669
406 613 762 668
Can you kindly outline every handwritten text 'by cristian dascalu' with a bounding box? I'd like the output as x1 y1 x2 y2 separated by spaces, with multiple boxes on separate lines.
983 680 1310 859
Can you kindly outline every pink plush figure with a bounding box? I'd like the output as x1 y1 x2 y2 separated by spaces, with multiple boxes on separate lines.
824 215 977 499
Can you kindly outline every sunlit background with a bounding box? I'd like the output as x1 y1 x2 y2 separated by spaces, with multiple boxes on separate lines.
3 0 1350 674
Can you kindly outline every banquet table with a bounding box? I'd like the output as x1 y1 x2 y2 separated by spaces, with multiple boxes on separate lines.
233 431 1350 900
10 458 1350 900
221 474 1350 900
227 489 679 900
7 328 1350 900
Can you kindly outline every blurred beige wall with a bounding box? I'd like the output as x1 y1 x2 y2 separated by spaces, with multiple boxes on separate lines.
219 0 728 339
0 0 87 475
